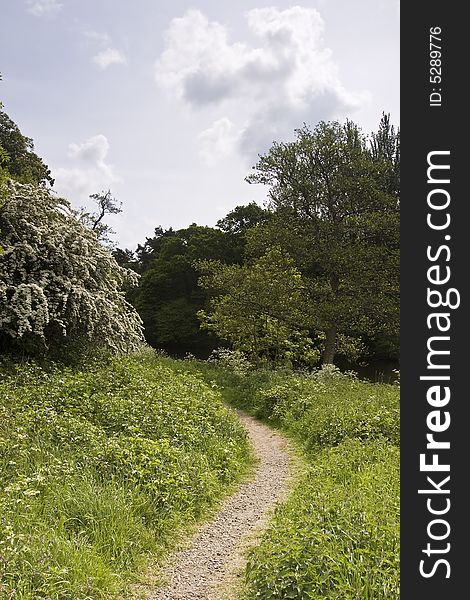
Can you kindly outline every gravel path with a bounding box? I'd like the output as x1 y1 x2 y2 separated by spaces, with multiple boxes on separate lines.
149 410 293 600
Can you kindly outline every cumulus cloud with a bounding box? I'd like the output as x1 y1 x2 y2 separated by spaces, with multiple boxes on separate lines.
198 118 239 166
82 30 127 70
93 48 127 70
52 135 120 203
155 7 370 163
83 30 111 46
26 0 62 17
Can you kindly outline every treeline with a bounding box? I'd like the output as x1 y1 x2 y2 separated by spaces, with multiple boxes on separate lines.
116 117 400 367
1 87 399 367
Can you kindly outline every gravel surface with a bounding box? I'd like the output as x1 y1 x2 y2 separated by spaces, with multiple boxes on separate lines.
149 410 293 600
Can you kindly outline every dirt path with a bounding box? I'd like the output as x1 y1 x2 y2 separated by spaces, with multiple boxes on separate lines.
148 410 294 600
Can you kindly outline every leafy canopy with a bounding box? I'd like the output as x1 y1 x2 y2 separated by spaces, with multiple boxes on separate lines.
0 109 54 187
198 247 320 366
246 117 400 363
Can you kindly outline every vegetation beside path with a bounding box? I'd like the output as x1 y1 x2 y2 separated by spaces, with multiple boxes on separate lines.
0 350 253 599
187 358 400 599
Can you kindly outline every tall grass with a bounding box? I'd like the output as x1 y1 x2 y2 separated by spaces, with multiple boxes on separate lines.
188 359 400 599
0 349 252 599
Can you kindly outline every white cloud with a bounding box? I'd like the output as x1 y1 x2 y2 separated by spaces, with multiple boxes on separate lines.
92 48 127 70
198 118 239 166
83 30 111 47
82 30 127 70
26 0 62 17
52 135 120 203
155 7 370 162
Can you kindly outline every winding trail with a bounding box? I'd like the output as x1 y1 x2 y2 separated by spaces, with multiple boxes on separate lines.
149 410 294 600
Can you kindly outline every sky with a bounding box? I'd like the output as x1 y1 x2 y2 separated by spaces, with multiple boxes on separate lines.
0 0 399 250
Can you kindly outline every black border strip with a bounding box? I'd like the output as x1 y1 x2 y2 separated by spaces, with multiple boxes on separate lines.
401 4 467 597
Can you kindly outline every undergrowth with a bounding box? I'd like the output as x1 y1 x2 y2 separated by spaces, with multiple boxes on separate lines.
186 358 400 599
0 348 252 599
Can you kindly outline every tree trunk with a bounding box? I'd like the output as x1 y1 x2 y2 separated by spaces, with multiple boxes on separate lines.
323 326 337 365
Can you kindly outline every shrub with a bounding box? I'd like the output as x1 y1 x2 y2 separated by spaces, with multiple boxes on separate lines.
208 347 252 376
0 180 143 358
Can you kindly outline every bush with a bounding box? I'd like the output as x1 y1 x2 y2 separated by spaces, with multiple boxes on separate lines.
207 347 252 376
0 180 143 358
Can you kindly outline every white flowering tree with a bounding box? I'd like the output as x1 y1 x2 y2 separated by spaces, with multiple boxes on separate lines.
0 180 144 357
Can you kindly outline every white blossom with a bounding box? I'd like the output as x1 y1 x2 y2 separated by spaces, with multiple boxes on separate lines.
0 180 143 356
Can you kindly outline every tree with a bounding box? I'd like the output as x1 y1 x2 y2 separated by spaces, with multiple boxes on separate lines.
79 189 122 245
131 224 240 356
370 112 400 200
0 181 143 358
0 109 54 187
216 202 271 236
214 202 271 265
112 247 136 267
197 247 319 366
246 118 399 364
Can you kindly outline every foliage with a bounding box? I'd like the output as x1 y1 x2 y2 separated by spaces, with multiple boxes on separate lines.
130 224 244 356
246 116 400 364
117 204 271 358
244 438 399 599
0 108 54 187
198 247 320 366
0 181 143 357
251 367 400 448
215 202 271 260
216 202 271 236
207 347 252 376
0 350 252 598
191 361 399 599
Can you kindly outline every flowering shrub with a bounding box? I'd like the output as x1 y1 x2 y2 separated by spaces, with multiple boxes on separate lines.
310 362 358 381
0 180 143 356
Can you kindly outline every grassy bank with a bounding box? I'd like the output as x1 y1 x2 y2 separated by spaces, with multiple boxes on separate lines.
0 349 252 599
189 361 400 599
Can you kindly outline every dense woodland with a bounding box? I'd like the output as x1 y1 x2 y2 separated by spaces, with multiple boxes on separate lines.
116 117 399 370
1 90 399 370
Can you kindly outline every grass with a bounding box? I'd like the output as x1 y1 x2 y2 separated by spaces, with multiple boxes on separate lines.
186 359 400 599
0 348 253 599
1 349 399 599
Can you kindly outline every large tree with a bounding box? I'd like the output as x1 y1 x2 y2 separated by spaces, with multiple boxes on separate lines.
0 109 54 187
246 117 399 364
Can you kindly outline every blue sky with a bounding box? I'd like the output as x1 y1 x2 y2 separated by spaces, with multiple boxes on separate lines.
1 0 399 250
